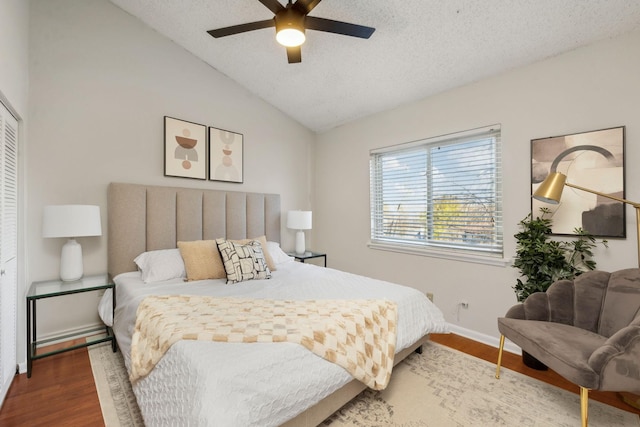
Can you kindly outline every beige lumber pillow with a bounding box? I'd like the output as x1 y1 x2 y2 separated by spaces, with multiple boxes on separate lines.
177 240 226 281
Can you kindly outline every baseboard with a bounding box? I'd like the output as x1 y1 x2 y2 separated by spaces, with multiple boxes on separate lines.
446 323 521 355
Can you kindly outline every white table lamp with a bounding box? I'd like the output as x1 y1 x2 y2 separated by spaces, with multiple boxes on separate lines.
43 205 102 281
287 210 312 255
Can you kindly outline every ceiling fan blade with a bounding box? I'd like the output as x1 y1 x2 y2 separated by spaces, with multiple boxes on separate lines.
287 46 302 63
293 0 322 15
305 16 375 39
259 0 285 15
207 19 275 38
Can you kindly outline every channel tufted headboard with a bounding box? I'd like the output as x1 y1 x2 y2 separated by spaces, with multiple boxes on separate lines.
107 182 281 278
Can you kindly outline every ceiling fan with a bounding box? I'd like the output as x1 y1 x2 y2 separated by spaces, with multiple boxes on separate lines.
207 0 375 63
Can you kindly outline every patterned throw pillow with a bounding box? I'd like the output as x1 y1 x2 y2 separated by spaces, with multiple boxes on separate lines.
216 239 272 284
232 235 277 271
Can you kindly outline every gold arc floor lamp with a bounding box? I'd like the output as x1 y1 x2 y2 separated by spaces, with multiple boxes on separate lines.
534 171 640 266
533 171 640 413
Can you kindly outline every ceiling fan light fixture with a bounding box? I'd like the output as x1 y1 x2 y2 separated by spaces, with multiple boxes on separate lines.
275 7 305 47
276 28 305 47
207 0 376 63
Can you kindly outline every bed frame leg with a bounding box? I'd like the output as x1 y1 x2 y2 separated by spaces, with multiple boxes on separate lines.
414 345 423 355
495 335 505 379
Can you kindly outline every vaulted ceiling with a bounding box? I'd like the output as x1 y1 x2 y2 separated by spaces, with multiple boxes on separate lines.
109 0 640 132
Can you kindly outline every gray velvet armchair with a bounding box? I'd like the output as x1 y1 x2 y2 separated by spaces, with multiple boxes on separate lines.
495 268 640 427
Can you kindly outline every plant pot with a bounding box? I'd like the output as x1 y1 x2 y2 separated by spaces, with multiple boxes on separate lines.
522 351 548 370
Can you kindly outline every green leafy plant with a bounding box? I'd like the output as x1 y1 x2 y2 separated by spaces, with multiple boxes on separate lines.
512 208 608 302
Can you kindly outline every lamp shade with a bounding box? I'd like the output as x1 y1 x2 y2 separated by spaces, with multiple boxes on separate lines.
43 205 102 238
532 172 567 204
287 210 312 230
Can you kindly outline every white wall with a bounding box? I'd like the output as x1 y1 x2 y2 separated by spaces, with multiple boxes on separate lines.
24 0 314 358
0 0 29 405
0 0 29 116
314 29 640 344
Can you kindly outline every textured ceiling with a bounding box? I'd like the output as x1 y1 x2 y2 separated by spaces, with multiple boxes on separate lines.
108 0 640 133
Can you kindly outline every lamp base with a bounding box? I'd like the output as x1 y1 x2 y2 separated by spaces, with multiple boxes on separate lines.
60 238 83 282
295 230 306 255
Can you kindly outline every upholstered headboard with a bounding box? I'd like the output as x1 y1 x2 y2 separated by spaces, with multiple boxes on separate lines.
107 182 281 278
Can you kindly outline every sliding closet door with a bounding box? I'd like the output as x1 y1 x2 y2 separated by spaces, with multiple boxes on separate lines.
0 101 18 404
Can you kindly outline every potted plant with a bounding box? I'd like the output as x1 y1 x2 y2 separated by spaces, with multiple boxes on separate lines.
512 207 608 368
513 208 607 302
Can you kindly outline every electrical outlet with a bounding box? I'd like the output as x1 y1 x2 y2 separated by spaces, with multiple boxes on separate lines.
460 300 469 309
426 292 434 303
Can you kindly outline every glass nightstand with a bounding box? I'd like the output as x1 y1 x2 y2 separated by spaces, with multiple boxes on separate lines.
26 274 116 378
287 251 327 267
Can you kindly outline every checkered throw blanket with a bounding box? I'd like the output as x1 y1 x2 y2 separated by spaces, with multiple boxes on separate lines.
130 295 398 390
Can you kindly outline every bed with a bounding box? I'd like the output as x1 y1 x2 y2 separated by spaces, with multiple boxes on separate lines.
103 182 448 426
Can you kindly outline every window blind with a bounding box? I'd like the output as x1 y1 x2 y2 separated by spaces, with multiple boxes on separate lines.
370 125 503 257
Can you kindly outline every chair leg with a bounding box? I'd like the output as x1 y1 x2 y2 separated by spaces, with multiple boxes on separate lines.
495 334 505 379
580 387 589 427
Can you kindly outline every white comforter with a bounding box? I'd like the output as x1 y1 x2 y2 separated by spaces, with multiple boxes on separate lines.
102 261 448 426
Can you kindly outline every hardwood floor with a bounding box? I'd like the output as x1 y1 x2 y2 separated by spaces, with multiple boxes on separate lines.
0 333 638 426
0 339 103 426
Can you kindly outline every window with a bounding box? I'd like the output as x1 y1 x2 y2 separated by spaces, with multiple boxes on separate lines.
369 125 503 259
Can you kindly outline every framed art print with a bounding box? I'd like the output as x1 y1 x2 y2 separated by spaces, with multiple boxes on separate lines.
209 126 243 183
164 116 207 180
531 126 625 237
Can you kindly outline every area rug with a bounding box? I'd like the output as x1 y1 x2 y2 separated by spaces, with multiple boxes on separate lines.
88 343 144 426
89 341 640 426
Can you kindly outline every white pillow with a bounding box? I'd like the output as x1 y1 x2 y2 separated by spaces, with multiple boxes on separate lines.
266 241 294 265
134 248 186 283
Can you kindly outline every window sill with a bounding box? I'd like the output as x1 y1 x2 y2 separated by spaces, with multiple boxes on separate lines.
367 241 512 267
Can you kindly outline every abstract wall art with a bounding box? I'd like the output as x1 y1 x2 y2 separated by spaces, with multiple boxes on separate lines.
531 126 625 237
164 116 207 180
209 126 243 183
